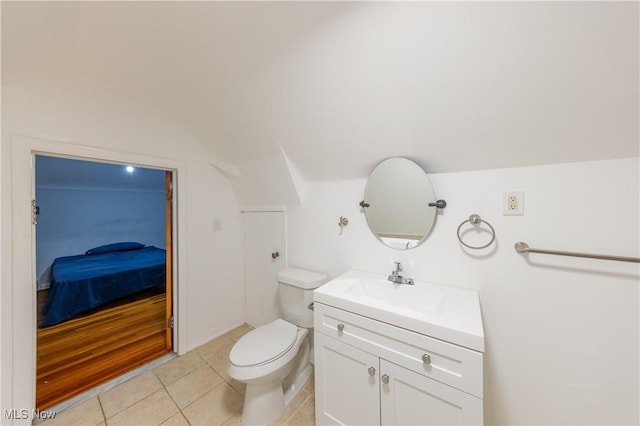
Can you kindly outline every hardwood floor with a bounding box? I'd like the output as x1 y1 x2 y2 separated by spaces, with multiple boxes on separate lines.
36 292 170 410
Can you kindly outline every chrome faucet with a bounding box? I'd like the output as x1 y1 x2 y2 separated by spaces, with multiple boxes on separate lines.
388 262 414 285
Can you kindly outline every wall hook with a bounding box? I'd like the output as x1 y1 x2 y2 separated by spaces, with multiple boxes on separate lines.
338 216 349 234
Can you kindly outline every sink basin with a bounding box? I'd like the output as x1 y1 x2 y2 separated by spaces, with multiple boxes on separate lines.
313 270 485 352
342 276 446 317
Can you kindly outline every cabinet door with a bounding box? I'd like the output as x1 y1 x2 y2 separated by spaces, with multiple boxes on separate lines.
243 211 284 328
380 360 483 425
315 332 381 426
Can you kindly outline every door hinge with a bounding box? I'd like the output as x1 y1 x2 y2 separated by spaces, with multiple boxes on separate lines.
31 200 40 225
166 185 173 201
167 316 174 329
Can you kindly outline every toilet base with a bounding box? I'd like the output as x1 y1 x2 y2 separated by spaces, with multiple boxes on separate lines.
242 365 313 426
242 381 285 426
284 364 312 406
232 328 313 425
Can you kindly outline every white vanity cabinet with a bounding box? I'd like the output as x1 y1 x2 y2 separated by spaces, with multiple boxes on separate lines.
379 359 482 425
314 303 484 426
314 332 381 425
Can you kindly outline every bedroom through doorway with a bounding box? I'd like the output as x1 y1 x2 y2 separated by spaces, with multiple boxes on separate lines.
34 155 174 410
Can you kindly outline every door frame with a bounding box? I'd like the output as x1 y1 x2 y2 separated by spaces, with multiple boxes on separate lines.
6 135 188 423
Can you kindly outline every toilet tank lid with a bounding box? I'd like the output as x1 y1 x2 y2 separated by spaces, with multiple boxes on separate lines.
278 267 328 289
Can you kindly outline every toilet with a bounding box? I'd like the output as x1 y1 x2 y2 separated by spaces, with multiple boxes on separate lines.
228 267 328 425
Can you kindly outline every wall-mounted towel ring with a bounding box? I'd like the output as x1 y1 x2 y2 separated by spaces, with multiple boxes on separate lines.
457 214 496 249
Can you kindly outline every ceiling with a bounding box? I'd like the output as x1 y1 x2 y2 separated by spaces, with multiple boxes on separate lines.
36 155 167 191
3 1 639 179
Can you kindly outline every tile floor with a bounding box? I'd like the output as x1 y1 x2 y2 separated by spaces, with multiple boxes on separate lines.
43 325 315 426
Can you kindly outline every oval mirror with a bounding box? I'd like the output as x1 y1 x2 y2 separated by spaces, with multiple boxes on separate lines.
362 157 442 249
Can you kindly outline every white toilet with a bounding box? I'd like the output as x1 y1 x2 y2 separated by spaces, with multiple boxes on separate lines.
228 267 327 425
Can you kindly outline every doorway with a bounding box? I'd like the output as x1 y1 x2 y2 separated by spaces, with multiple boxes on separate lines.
34 155 174 409
8 136 188 417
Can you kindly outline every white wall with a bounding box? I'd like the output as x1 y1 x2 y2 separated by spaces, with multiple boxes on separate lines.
1 76 244 416
287 158 640 425
35 186 166 287
231 150 303 208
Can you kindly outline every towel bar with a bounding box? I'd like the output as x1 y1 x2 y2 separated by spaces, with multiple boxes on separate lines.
514 242 640 263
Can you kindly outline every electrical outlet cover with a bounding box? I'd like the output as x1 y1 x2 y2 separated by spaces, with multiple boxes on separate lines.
503 191 524 215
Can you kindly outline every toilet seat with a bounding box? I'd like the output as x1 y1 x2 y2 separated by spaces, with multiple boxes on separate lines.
230 319 298 367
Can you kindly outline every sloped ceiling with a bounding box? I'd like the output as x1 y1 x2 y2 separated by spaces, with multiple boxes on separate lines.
2 1 638 179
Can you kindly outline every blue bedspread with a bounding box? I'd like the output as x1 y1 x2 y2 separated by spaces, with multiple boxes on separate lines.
41 246 166 327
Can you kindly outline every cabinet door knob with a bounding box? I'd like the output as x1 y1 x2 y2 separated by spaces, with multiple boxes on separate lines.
368 367 376 376
337 323 345 332
381 374 390 384
422 354 431 365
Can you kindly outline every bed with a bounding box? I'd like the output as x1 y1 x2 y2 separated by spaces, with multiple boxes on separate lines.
41 243 166 327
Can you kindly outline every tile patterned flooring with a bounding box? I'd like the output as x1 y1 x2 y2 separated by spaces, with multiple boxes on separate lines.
43 325 315 426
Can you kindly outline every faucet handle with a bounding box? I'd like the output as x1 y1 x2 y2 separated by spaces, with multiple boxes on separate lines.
393 261 402 272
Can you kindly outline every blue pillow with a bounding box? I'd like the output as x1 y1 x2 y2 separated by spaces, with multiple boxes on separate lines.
85 242 145 255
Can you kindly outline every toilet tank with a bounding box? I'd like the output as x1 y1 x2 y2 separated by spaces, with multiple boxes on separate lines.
278 268 328 328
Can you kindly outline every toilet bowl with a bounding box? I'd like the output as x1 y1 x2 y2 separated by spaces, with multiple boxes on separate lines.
229 320 308 424
229 319 307 383
228 267 327 425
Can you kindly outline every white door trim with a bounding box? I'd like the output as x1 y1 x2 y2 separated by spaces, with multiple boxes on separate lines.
5 135 188 423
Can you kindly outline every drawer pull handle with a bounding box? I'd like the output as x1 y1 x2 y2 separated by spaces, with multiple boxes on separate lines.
381 374 390 384
368 367 376 376
422 354 431 365
337 323 345 332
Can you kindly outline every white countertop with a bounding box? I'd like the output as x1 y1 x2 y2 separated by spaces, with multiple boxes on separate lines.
313 270 485 352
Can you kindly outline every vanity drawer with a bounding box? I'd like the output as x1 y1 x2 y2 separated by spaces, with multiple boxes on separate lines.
314 303 483 398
